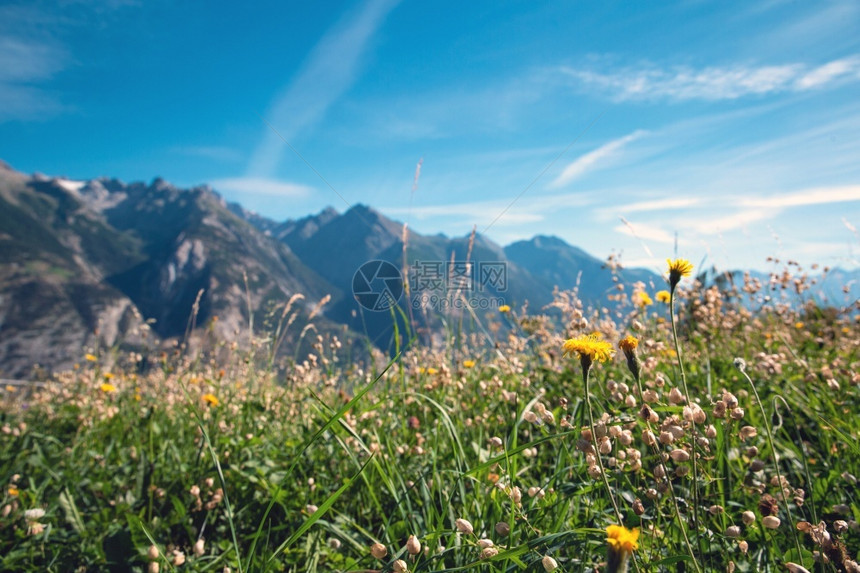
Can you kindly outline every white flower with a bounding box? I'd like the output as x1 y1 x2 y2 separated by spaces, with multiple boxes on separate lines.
24 508 45 521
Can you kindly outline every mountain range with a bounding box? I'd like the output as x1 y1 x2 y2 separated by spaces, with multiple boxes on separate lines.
1 161 856 377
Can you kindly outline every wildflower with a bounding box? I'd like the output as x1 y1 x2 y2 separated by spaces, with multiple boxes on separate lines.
393 559 408 573
741 511 756 525
463 360 476 368
103 372 115 380
563 333 615 372
370 542 387 559
606 525 639 573
406 534 421 555
202 393 219 407
762 515 781 529
7 487 18 496
100 383 117 393
656 290 671 303
85 353 97 362
542 555 559 572
725 525 741 538
634 291 653 307
481 546 499 559
666 258 694 290
455 518 474 534
172 550 185 566
24 508 45 521
618 335 640 379
498 304 511 313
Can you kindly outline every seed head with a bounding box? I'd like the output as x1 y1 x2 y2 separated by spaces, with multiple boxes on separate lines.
406 534 421 555
455 518 474 535
762 516 781 529
542 555 559 572
370 542 387 559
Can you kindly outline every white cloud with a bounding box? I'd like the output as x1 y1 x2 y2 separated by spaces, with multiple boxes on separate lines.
684 208 776 235
614 220 675 244
561 56 860 102
550 130 647 188
740 185 860 208
247 0 400 177
211 177 312 198
0 37 67 121
796 56 860 89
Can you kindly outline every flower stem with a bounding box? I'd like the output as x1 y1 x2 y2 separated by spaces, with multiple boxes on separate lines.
668 289 704 563
582 362 642 573
631 369 701 573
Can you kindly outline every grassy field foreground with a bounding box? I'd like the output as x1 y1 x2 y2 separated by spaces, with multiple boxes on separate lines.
1 260 859 572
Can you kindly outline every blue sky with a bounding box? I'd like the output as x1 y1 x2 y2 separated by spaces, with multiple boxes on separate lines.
2 1 859 272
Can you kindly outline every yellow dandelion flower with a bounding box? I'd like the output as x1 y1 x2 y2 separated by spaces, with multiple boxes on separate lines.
634 292 653 307
100 382 117 393
562 333 615 364
794 321 804 329
426 367 438 375
498 304 511 313
667 258 694 289
8 486 19 496
618 335 640 378
606 525 639 573
84 353 97 362
606 524 639 552
463 360 476 368
656 290 671 303
618 335 638 353
202 393 219 407
103 372 114 380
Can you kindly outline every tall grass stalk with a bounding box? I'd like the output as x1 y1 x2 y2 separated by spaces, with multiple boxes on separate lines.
735 360 805 567
627 351 701 573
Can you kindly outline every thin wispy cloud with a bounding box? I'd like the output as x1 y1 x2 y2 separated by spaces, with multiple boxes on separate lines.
211 177 312 198
0 37 67 121
171 145 243 162
740 185 860 208
247 0 400 177
550 130 647 188
382 189 596 227
614 220 675 245
561 55 860 102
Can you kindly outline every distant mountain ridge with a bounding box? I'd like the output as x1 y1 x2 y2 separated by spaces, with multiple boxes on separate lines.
2 161 856 377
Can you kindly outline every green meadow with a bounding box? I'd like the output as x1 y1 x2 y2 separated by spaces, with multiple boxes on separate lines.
1 260 858 572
